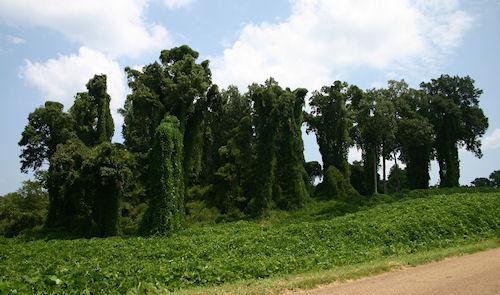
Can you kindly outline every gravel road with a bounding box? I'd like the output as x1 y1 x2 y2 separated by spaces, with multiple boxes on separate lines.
298 247 500 295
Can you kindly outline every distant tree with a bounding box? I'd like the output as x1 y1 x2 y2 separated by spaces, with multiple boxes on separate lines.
349 161 366 196
19 101 75 173
421 75 488 187
489 170 500 187
353 88 395 195
387 165 408 193
390 82 434 189
372 90 397 194
306 81 354 179
140 116 184 235
0 180 48 237
471 177 492 187
305 161 322 185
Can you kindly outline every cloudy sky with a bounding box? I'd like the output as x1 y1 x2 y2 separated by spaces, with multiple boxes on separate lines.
1 0 499 194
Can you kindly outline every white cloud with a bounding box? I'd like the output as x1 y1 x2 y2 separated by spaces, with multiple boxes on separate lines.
212 0 473 90
483 128 500 150
163 0 194 9
6 35 26 44
21 47 127 130
0 0 170 57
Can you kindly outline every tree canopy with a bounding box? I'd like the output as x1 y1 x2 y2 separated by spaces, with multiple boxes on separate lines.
15 45 491 238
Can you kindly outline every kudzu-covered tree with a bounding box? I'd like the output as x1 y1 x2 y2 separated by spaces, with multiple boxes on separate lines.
248 79 309 215
140 116 184 235
70 74 114 146
201 86 254 212
20 74 131 236
47 140 131 236
306 81 354 179
421 75 488 187
390 82 434 189
121 45 214 186
274 87 309 209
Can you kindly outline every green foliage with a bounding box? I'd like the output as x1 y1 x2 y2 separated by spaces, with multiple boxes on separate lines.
388 81 434 190
306 81 354 178
387 165 408 193
316 166 353 201
121 45 213 185
352 89 387 195
88 75 114 143
421 75 488 187
489 170 500 187
19 101 75 173
201 86 254 213
140 116 184 236
304 161 322 185
248 79 309 215
349 161 366 196
70 75 114 146
47 140 132 236
472 177 493 187
0 180 48 237
1 192 498 293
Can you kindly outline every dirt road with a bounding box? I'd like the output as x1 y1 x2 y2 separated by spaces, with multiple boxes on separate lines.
298 247 500 295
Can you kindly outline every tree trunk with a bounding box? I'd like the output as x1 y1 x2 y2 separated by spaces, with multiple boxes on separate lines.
373 150 378 194
382 156 387 194
394 152 400 192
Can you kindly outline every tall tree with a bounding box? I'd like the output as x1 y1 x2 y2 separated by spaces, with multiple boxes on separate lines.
70 74 114 146
202 86 254 212
47 139 131 236
122 45 214 185
87 74 114 143
248 79 309 215
421 75 488 187
19 101 74 173
353 89 381 195
306 81 354 179
140 116 184 235
274 88 309 209
388 81 434 189
372 91 396 194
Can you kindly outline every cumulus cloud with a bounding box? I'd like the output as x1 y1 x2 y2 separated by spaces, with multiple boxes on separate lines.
163 0 195 9
212 0 473 90
0 0 170 57
483 128 500 150
5 35 26 45
21 47 127 130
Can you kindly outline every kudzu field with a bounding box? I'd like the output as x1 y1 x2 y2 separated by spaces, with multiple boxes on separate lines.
0 192 499 294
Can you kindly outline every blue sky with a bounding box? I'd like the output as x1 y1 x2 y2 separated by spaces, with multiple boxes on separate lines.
1 0 499 194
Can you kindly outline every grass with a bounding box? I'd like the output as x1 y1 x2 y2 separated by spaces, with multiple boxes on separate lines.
0 192 498 294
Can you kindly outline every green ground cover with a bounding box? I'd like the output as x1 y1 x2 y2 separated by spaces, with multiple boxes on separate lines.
0 192 498 294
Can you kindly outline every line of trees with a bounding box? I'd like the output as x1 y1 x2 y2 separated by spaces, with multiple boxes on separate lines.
17 45 489 237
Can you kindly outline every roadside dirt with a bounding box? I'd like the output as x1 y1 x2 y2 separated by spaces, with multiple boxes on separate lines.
297 247 500 295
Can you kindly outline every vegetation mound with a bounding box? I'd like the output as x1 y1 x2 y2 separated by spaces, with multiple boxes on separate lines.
0 192 498 293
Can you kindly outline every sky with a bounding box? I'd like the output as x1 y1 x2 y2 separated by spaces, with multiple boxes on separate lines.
1 0 499 194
